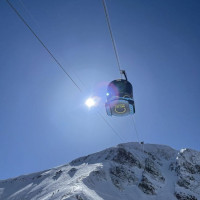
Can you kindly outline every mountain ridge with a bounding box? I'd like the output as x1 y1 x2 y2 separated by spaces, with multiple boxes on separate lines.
1 142 200 200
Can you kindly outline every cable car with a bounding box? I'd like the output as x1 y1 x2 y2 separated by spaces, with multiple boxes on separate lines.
105 70 135 116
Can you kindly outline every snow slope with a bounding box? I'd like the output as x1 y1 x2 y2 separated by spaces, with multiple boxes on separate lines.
1 142 200 200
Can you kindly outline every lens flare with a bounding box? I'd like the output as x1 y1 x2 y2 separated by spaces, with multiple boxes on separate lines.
85 96 101 108
85 98 96 108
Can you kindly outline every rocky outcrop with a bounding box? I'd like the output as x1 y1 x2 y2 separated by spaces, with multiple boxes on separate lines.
138 175 156 195
1 143 200 200
112 148 142 168
175 192 197 200
110 165 136 189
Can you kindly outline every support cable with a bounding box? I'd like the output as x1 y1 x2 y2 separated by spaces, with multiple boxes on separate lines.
97 111 124 142
6 0 82 92
131 115 144 152
131 115 140 143
102 0 122 77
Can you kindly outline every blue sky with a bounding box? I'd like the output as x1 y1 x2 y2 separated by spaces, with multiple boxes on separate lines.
0 0 200 179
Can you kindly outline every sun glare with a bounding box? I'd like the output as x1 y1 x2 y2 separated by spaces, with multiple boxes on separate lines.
85 98 96 108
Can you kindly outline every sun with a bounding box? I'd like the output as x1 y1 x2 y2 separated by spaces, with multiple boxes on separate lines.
85 98 96 108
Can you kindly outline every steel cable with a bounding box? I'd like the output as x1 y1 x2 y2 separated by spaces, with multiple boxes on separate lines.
102 0 122 77
6 0 82 92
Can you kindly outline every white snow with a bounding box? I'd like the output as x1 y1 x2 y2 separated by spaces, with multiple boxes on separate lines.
0 142 200 200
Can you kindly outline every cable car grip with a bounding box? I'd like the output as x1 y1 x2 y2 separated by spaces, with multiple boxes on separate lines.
120 70 128 81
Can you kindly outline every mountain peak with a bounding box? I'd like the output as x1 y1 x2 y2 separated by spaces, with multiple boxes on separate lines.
0 143 200 200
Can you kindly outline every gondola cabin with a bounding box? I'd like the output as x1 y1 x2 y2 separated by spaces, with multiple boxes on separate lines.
105 71 135 116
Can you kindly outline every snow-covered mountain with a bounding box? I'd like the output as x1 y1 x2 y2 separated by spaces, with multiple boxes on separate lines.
1 142 200 200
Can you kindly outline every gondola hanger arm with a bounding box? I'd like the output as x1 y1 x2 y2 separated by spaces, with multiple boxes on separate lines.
120 70 127 81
